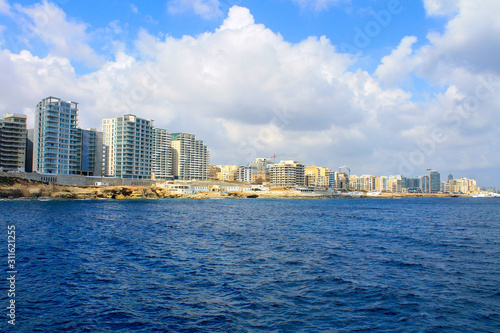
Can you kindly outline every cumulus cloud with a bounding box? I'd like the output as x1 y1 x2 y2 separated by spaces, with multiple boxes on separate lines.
167 0 222 19
375 36 419 87
14 0 102 67
423 0 459 16
0 3 499 185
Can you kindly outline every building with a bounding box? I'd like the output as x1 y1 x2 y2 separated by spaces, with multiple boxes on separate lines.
428 169 441 193
25 129 34 172
171 133 209 180
304 166 329 188
102 114 154 179
0 113 27 172
403 177 421 193
217 165 239 181
152 128 173 180
270 159 305 187
34 97 81 174
329 171 349 190
78 128 103 176
420 175 429 193
238 165 257 183
449 178 477 194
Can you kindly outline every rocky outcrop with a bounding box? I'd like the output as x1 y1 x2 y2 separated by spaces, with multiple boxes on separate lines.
0 177 262 200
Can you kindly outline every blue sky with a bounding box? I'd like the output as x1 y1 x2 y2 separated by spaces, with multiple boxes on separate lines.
0 0 499 188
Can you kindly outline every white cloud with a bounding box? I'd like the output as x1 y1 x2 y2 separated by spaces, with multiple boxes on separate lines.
14 0 102 67
167 0 222 19
0 0 10 14
0 3 500 185
375 36 419 87
423 0 459 16
130 3 139 14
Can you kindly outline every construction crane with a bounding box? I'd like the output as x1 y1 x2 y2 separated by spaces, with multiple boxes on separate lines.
270 153 285 163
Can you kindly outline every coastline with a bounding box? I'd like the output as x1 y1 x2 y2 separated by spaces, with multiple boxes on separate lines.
0 177 473 200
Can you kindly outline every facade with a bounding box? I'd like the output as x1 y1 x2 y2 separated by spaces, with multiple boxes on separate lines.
102 114 154 179
0 113 27 172
152 128 173 180
238 165 257 183
428 169 441 193
34 97 80 174
449 178 477 194
304 166 329 188
78 128 103 177
420 175 429 193
217 165 239 181
171 133 209 180
404 177 421 193
330 171 349 190
270 159 305 187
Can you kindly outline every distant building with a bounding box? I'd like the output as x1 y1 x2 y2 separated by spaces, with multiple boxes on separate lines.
404 177 421 193
102 114 154 179
428 169 441 193
238 165 257 183
34 97 80 174
0 113 27 172
304 166 329 188
270 160 305 187
449 178 477 194
330 171 349 190
171 133 209 180
217 165 239 181
420 175 429 193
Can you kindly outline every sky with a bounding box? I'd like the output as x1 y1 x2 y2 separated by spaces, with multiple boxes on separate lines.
0 0 499 188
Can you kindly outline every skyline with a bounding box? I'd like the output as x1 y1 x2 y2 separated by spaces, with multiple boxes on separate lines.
0 1 499 187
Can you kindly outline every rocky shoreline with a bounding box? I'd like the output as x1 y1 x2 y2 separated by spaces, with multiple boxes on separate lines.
0 176 468 200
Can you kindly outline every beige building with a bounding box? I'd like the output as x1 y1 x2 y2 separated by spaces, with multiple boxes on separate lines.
0 113 27 172
305 166 330 188
217 165 240 181
449 178 477 194
270 159 305 188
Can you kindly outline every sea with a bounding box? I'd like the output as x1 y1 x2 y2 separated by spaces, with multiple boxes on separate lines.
1 198 499 332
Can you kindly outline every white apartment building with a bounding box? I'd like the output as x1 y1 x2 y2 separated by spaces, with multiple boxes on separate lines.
171 133 209 180
102 114 153 179
152 128 173 180
34 97 80 175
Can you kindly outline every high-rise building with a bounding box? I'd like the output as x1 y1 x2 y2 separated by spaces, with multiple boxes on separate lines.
171 133 209 180
152 128 173 180
102 114 154 179
34 97 80 174
78 128 103 177
420 175 429 193
270 159 305 187
428 169 441 193
0 113 27 172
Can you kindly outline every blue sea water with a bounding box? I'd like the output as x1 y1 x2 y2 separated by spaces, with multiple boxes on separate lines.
1 198 500 332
